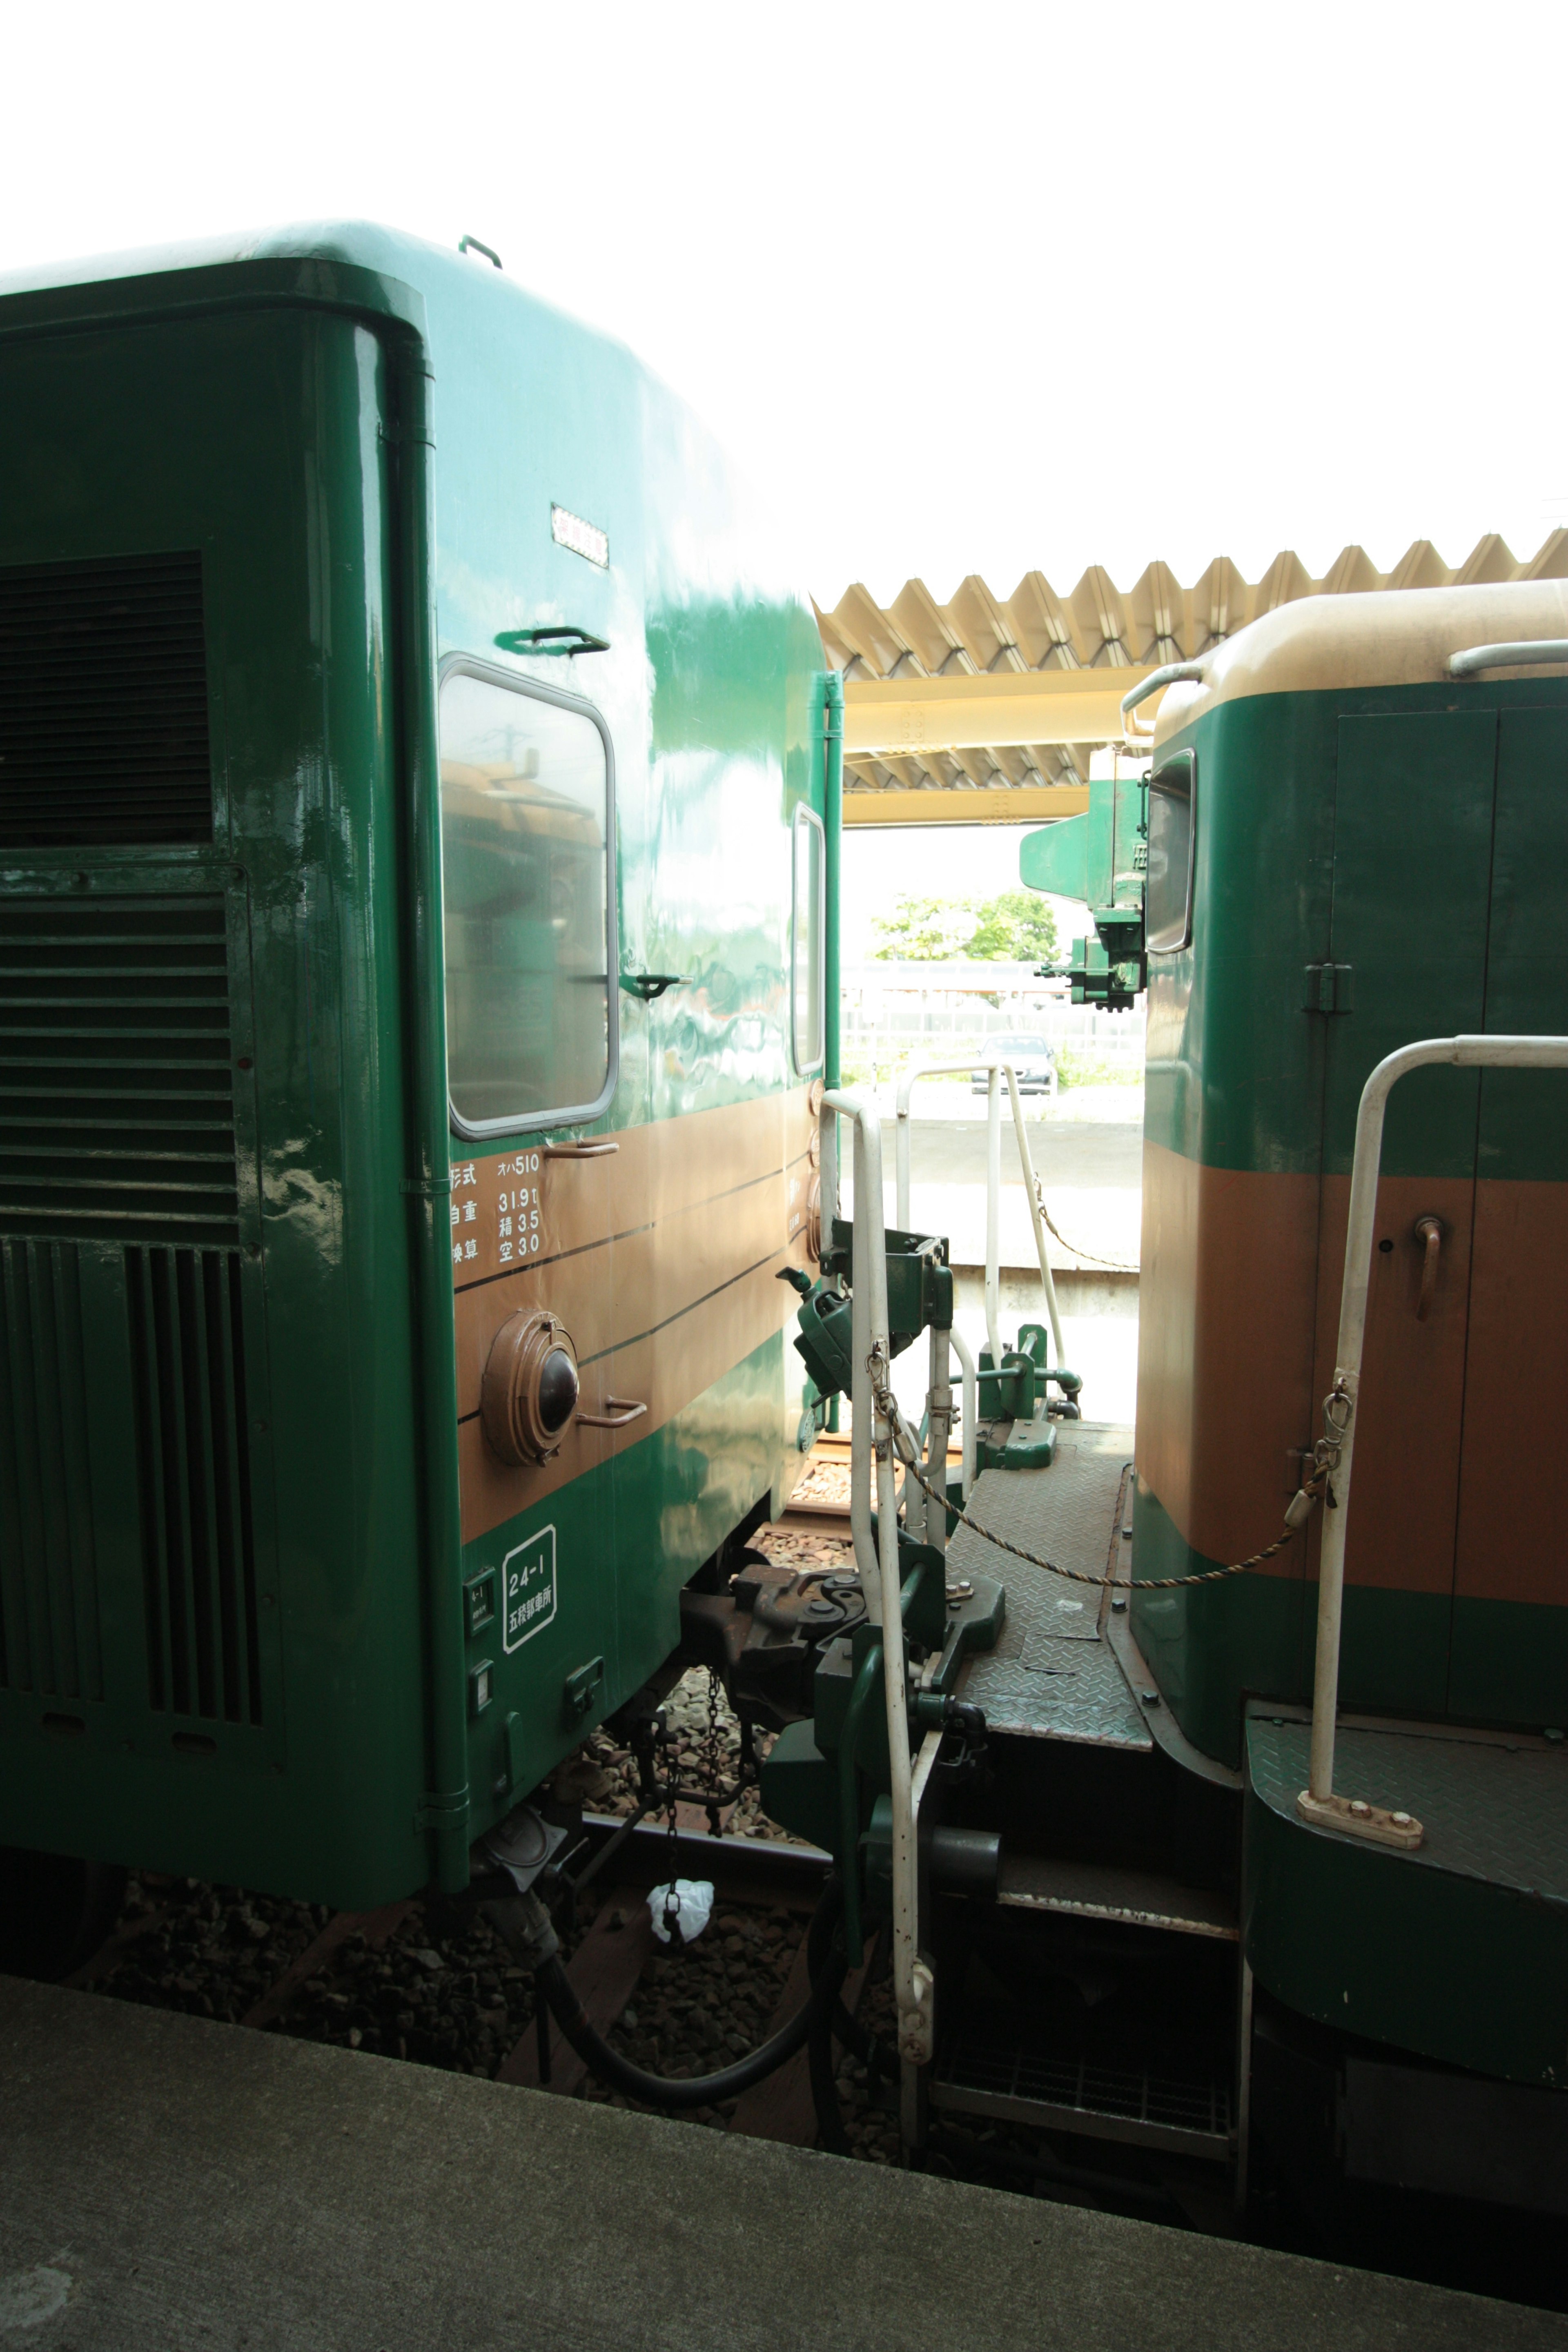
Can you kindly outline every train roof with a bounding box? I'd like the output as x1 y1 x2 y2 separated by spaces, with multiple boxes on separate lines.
0 219 812 673
0 218 620 361
1154 577 1568 748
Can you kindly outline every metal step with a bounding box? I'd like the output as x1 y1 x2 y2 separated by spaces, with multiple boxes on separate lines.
933 2030 1234 2162
998 1851 1238 1942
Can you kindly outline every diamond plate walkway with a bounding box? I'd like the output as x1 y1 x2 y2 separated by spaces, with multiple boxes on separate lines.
1250 1715 1568 1901
952 1419 1149 1747
1245 1708 1568 2089
4 1977 1566 2352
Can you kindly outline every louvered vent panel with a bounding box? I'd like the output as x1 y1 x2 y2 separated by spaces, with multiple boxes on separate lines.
0 1239 104 1700
0 551 212 847
127 1245 261 1726
0 897 239 1246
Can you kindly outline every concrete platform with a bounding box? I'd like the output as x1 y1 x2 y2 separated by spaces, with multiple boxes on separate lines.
4 1978 1566 2351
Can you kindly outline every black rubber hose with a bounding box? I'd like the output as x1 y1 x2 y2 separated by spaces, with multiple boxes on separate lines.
534 1874 848 2113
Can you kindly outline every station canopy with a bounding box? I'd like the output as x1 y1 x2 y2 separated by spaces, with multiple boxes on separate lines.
815 532 1568 826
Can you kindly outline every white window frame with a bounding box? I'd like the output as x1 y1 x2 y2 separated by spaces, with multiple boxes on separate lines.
438 653 620 1140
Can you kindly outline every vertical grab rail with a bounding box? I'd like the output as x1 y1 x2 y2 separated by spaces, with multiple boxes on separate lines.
819 1088 935 2067
949 1325 978 1501
894 1054 1068 1372
1300 1033 1568 1849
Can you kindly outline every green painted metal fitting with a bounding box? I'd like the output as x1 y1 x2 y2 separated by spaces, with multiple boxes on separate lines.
796 1220 945 1400
996 1410 1057 1471
793 1284 856 1400
862 1793 893 1907
839 1643 882 1962
897 1539 949 1653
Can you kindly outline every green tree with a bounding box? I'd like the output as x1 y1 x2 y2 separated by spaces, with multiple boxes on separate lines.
965 890 1058 963
870 895 979 960
870 889 1058 964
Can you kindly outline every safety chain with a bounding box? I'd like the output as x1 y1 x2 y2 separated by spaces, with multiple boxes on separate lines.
871 1355 1349 1590
1031 1172 1139 1276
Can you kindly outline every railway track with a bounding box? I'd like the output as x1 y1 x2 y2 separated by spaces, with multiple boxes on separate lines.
49 1650 1243 2218
60 1806 903 2155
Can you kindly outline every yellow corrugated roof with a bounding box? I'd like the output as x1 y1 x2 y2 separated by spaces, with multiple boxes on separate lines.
815 532 1568 799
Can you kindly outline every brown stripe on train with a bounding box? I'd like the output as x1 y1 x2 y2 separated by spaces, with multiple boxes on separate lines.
458 1242 813 1544
450 1089 815 1290
1138 1140 1568 1611
452 1167 803 1421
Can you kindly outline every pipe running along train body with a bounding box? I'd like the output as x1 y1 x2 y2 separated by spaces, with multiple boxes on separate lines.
0 223 831 1950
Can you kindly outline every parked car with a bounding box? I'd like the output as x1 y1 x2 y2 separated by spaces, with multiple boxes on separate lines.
971 1033 1058 1095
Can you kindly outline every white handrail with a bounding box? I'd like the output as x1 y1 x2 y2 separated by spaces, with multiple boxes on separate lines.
923 1303 953 1553
894 1054 1067 1371
984 1067 1004 1366
819 1090 934 2066
999 1063 1067 1370
1301 1033 1568 1846
949 1323 978 1499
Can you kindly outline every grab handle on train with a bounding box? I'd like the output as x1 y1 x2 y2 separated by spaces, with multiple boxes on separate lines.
1448 639 1568 679
1119 659 1207 736
619 972 688 1001
577 1396 648 1429
1414 1216 1443 1322
543 1140 619 1158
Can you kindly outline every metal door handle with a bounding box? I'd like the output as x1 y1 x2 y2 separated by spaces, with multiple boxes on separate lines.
577 1396 648 1429
1414 1217 1443 1321
542 1140 619 1158
619 973 687 1001
493 624 610 658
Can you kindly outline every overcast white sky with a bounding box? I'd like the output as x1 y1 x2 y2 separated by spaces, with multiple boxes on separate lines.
3 0 1564 618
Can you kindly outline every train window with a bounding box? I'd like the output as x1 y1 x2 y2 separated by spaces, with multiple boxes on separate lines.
439 660 618 1136
1145 749 1196 955
792 805 825 1074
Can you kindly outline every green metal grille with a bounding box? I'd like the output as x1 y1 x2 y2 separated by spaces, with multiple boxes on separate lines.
0 1239 103 1702
127 1245 261 1726
0 550 212 847
0 897 240 1246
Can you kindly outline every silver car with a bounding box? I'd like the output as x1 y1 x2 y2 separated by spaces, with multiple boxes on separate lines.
971 1033 1058 1095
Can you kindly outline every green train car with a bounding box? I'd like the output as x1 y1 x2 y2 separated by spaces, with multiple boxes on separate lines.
1018 579 1568 2217
0 224 828 1926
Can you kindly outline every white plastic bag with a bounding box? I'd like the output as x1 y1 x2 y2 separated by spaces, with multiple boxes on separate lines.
646 1878 715 1945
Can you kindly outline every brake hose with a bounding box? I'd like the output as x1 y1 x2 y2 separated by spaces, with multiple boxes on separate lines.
529 1873 851 2113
